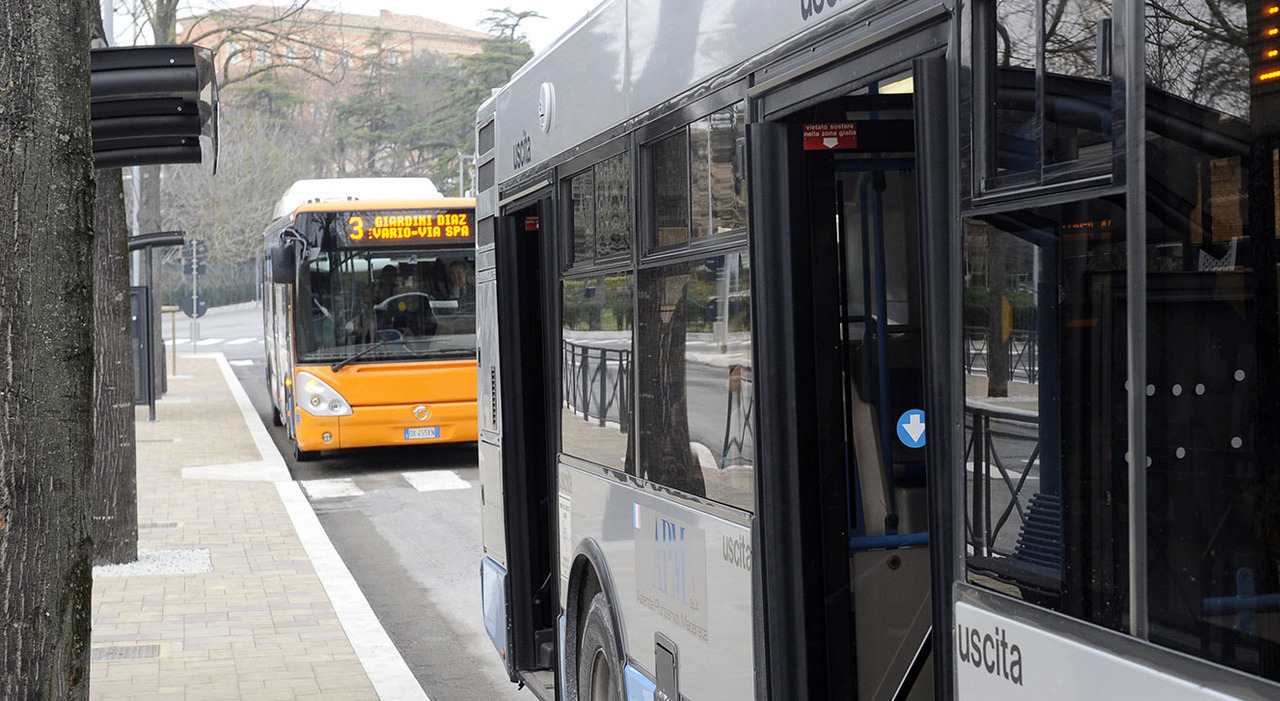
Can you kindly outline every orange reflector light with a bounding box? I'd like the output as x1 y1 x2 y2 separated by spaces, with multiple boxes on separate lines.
1269 49 1279 58
1261 69 1280 82
1269 5 1279 13
1270 27 1279 35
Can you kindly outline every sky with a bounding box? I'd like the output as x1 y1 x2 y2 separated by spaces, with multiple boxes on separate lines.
113 1 605 54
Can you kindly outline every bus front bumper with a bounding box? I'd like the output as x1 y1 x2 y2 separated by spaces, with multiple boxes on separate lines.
294 401 478 451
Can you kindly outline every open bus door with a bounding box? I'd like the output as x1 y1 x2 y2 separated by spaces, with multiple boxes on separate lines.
479 193 559 700
751 55 952 701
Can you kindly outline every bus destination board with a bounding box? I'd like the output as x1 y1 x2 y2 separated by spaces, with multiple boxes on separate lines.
339 209 474 246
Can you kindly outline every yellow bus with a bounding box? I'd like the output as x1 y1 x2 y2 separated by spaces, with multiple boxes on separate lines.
262 178 477 461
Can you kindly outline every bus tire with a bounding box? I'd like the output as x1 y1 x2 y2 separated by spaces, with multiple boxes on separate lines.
271 405 283 427
293 443 320 462
577 591 623 701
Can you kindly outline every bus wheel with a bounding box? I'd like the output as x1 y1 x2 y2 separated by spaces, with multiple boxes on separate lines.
271 405 283 427
578 592 623 701
293 443 320 462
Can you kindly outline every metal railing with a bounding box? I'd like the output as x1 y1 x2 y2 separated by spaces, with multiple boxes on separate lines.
563 341 630 430
964 328 1040 384
965 402 1041 558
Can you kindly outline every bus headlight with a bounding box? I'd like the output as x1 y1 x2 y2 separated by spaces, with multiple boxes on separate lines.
295 371 353 417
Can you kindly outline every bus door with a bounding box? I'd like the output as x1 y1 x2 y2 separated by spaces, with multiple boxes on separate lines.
751 58 948 701
480 193 558 700
832 93 934 701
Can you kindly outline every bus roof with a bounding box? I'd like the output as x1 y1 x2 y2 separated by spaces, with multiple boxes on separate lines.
290 197 475 215
272 178 444 219
482 0 865 183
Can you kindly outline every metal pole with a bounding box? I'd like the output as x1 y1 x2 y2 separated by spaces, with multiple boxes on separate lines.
146 247 156 422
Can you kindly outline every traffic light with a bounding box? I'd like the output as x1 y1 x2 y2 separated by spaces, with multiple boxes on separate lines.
182 240 208 277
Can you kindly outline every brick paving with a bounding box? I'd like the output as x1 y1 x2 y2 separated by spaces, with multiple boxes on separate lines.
89 356 407 700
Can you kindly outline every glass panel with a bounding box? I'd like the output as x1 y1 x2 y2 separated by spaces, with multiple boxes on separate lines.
571 170 595 267
595 152 632 259
1044 0 1113 166
652 131 690 248
636 251 755 512
562 272 634 471
988 0 1115 179
690 103 747 240
963 198 1129 631
295 247 477 364
1143 0 1280 679
993 0 1040 176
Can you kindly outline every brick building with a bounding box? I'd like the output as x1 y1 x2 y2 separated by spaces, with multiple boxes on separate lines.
181 5 492 111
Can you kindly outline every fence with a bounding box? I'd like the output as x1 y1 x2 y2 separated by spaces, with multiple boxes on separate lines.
563 341 630 430
965 403 1041 558
963 327 1039 384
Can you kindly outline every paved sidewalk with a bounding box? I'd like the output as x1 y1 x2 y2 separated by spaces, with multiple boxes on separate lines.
90 355 426 700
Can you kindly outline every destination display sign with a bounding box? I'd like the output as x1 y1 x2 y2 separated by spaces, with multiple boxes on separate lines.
332 209 474 247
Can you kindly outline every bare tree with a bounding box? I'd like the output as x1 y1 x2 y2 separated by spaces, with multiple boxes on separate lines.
0 0 96 696
160 108 327 270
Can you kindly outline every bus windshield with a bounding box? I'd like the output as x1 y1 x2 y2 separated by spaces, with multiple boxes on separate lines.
294 246 476 365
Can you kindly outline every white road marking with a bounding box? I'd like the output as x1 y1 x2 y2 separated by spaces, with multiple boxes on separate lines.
300 478 365 500
195 338 225 346
402 470 471 492
212 352 430 700
226 337 258 345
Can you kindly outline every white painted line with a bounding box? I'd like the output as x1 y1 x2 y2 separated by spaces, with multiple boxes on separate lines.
183 460 288 482
276 482 431 701
226 337 258 345
195 338 225 346
402 470 471 492
208 353 430 701
301 478 365 500
165 339 192 346
229 359 255 367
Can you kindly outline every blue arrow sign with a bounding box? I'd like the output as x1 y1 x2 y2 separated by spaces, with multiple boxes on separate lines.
897 409 926 448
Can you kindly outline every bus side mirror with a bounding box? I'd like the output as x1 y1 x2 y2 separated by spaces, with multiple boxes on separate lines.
270 242 296 285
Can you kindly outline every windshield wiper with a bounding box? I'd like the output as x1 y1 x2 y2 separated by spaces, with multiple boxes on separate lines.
331 339 388 372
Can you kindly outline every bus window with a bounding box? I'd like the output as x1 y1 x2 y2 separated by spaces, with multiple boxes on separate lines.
566 151 632 270
636 251 754 512
294 249 477 363
562 272 634 471
1143 69 1277 676
964 197 1131 628
648 103 747 251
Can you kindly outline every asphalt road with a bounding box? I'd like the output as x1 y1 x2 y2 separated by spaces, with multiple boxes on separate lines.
174 301 527 701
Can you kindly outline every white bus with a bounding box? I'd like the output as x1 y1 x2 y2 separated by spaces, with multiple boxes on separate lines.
474 1 1280 699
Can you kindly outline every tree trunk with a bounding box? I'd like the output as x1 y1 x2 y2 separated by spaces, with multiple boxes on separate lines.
93 166 139 566
0 1 97 697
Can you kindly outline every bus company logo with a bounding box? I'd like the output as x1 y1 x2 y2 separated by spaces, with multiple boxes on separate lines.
800 0 845 20
722 532 751 572
513 130 533 170
412 405 430 421
955 623 1024 685
652 517 690 605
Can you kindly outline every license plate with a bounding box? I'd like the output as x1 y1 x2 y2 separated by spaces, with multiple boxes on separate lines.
404 426 440 440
